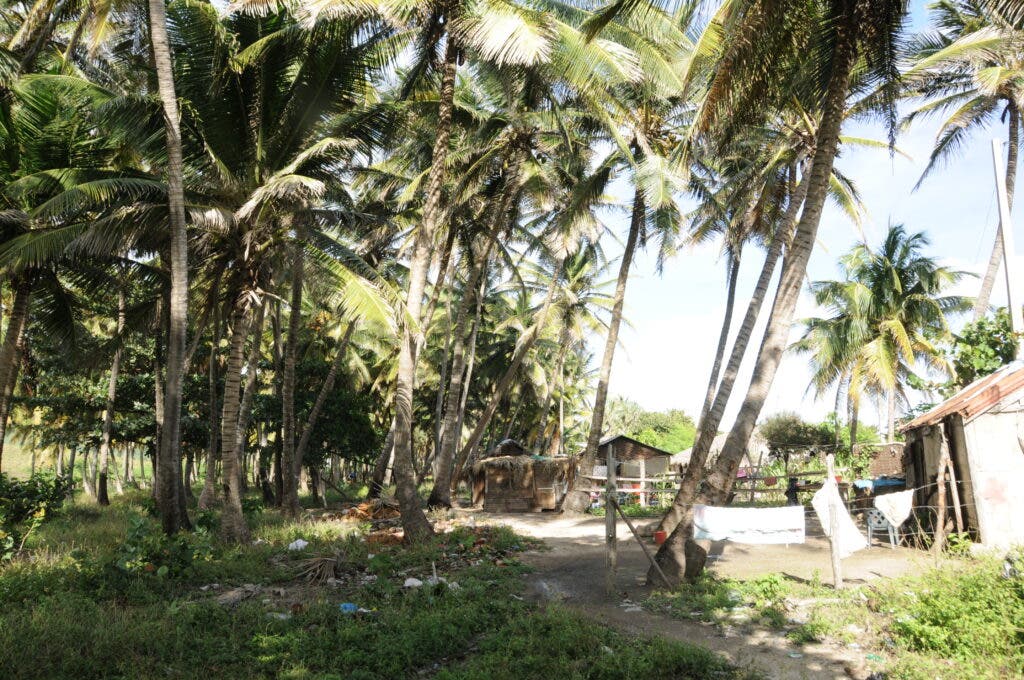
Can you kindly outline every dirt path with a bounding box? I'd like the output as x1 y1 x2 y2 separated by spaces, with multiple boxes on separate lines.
464 511 927 680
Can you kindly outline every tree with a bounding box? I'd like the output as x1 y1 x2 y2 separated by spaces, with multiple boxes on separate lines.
902 0 1024 319
651 0 911 585
947 307 1018 389
147 0 190 535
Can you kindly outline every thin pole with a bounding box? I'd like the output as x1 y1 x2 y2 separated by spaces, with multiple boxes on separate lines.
993 138 1024 357
825 453 843 588
605 442 617 598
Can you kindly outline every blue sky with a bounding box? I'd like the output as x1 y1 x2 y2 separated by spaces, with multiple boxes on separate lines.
603 0 1018 433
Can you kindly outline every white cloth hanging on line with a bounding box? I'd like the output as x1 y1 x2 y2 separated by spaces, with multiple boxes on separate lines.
692 504 805 544
874 489 914 528
811 480 867 558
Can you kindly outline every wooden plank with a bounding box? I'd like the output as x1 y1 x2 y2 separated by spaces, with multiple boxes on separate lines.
611 498 671 589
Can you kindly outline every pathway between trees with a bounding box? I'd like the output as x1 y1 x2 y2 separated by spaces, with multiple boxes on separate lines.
467 511 926 680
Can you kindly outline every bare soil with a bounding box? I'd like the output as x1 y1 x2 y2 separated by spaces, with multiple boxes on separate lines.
463 510 929 680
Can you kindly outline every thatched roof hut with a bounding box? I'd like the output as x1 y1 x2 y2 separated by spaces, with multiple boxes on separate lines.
470 454 571 512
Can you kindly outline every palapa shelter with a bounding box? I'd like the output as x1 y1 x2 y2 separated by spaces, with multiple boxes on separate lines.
560 435 675 512
900 361 1024 549
469 439 571 512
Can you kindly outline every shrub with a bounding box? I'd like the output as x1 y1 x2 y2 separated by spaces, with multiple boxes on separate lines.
112 517 215 578
0 472 72 558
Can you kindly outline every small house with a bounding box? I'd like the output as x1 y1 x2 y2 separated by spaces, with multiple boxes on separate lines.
900 362 1024 549
562 435 676 509
469 439 571 512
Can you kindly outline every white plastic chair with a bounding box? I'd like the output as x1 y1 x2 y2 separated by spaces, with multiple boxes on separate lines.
866 508 898 548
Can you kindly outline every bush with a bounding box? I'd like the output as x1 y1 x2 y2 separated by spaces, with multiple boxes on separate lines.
886 559 1024 661
112 517 215 578
0 472 71 558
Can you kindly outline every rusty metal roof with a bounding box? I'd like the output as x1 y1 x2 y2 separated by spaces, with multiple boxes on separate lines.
900 361 1024 431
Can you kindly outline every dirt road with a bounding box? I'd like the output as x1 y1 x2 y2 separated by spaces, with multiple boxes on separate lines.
466 511 927 680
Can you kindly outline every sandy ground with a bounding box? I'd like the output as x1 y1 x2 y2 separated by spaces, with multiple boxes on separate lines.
462 510 929 680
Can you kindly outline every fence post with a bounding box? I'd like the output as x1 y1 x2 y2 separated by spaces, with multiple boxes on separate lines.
606 442 617 598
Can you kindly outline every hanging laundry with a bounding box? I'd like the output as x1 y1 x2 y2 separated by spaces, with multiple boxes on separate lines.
693 504 805 544
874 489 914 528
811 480 867 558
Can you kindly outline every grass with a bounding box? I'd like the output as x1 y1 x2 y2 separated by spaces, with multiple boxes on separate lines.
0 491 753 680
645 557 1024 680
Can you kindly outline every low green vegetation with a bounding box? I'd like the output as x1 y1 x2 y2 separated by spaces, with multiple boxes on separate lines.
645 557 1024 680
0 493 753 680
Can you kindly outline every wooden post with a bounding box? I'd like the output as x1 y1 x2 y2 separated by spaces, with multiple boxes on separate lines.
605 443 617 599
931 434 950 555
945 457 964 535
639 457 647 507
825 453 843 588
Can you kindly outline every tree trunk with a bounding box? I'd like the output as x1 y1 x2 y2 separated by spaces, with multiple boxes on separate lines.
448 272 486 497
198 304 224 510
581 187 644 463
149 0 190 534
368 423 395 499
697 252 742 431
656 164 809 536
0 277 31 470
218 299 251 542
454 259 564 478
392 38 460 542
886 387 896 442
651 16 859 585
974 104 1019 320
429 235 499 507
234 303 266 463
97 287 126 506
282 233 304 517
294 320 356 463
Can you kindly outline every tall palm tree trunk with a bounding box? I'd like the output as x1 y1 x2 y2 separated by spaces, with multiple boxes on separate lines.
219 300 252 542
973 104 1019 320
282 235 304 517
429 193 513 507
392 38 459 542
453 259 564 481
97 288 126 506
198 305 223 510
234 303 266 461
448 272 486 497
651 18 859 584
149 0 189 534
294 320 356 463
581 187 645 460
0 276 31 470
697 253 742 431
656 166 809 536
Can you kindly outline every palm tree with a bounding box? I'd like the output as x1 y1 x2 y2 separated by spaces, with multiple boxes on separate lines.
649 0 910 585
902 0 1024 320
794 225 968 441
147 0 190 535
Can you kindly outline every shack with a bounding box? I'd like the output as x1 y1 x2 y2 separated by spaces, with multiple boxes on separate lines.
577 435 677 505
900 361 1024 549
469 439 571 512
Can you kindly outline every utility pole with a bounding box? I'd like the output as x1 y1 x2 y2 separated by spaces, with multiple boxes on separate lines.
993 138 1024 359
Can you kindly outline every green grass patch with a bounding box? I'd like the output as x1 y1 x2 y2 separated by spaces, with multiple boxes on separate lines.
0 494 748 680
646 556 1024 679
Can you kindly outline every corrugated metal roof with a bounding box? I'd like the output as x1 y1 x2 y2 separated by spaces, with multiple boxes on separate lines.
900 361 1024 431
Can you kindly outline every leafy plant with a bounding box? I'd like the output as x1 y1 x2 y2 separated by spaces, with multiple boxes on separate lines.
113 517 215 578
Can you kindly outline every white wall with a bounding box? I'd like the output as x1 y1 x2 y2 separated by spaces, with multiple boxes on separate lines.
963 412 1024 549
